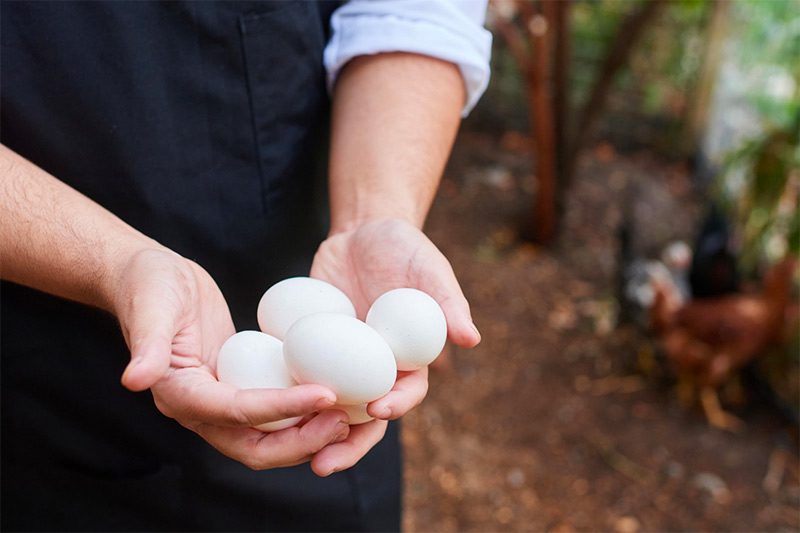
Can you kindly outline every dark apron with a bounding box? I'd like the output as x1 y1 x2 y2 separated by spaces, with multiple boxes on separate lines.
0 2 401 531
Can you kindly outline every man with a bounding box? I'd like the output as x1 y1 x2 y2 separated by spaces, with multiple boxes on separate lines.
1 1 490 530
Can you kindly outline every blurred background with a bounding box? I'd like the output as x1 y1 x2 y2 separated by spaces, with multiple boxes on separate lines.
403 0 799 530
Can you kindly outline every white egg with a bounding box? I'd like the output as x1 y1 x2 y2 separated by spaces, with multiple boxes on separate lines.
331 403 374 425
216 330 301 432
366 288 447 371
283 313 397 405
257 277 356 340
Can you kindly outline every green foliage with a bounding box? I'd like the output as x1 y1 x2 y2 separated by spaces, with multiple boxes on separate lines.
788 202 800 252
568 0 798 155
733 0 800 69
732 0 800 126
714 1 800 272
480 0 799 160
717 115 799 273
569 0 710 152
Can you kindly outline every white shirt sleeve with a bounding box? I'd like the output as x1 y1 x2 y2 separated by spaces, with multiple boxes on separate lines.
323 0 493 116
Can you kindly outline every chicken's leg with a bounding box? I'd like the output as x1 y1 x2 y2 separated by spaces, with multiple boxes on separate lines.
700 386 744 432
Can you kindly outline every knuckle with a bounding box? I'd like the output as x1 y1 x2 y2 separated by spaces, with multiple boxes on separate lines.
231 389 297 427
294 428 326 457
228 398 255 426
275 401 302 421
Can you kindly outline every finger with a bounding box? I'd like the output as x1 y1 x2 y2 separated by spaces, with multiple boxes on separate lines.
311 419 388 477
196 409 350 470
120 291 179 392
367 368 428 420
152 369 337 427
415 251 481 348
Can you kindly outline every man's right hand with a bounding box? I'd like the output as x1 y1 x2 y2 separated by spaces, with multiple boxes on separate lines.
114 248 350 469
1 145 349 470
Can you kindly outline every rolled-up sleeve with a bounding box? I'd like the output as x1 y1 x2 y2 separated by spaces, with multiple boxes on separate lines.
323 0 493 116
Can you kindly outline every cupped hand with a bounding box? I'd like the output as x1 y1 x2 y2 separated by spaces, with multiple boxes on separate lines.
114 248 350 470
309 218 480 476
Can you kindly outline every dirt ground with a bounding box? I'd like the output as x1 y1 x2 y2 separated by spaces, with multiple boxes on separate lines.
401 130 800 532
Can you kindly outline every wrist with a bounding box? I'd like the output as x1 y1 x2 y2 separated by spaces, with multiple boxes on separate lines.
101 239 174 314
328 213 422 237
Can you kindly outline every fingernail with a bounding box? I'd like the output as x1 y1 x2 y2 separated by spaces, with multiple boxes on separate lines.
314 396 335 410
324 465 342 477
332 425 349 444
470 322 481 341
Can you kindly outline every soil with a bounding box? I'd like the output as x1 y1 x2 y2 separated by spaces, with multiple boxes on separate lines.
401 130 800 532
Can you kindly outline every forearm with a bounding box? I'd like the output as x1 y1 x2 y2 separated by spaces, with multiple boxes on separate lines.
0 144 164 311
328 53 465 233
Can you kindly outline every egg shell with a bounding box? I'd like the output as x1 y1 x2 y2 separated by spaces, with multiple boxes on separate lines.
216 330 301 432
366 288 447 371
331 403 374 425
257 277 356 340
283 313 397 405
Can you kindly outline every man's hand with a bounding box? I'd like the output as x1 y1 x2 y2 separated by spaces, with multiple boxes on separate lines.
310 51 478 477
115 248 351 470
308 218 480 476
0 146 351 470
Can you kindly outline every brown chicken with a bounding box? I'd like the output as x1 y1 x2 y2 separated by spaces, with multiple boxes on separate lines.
650 256 798 431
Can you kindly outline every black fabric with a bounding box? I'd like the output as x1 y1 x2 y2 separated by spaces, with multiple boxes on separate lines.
0 2 401 531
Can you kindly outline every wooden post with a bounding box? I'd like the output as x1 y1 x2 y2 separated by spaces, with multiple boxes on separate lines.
552 0 572 216
492 0 571 244
528 1 558 243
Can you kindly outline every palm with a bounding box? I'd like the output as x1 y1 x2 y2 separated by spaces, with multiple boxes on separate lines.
311 219 423 317
116 249 235 384
117 249 349 471
312 218 477 338
168 262 236 369
145 258 240 419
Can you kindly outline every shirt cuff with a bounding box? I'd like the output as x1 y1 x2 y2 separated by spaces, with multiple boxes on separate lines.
324 6 493 117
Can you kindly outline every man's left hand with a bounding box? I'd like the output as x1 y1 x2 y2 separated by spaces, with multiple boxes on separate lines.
308 217 480 476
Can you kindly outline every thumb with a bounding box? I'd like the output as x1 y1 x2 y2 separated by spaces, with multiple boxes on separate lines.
419 252 481 349
120 294 178 392
439 293 481 349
